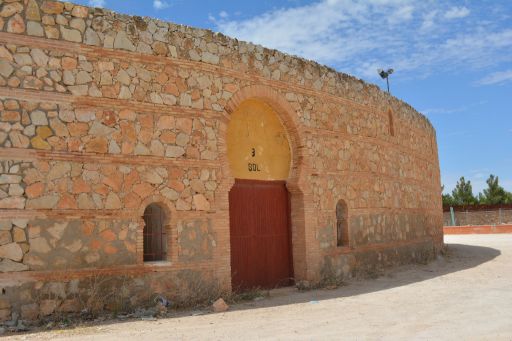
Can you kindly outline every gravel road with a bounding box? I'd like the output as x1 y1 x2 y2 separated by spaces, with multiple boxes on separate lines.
5 234 512 340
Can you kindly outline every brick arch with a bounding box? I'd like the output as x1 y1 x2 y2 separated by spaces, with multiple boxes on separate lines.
223 84 302 183
138 195 175 219
218 84 311 283
136 195 174 264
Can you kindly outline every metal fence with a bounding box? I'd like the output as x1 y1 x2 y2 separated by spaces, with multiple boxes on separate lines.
443 209 512 226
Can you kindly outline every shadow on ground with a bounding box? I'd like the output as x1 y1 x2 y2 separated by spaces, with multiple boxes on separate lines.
231 242 501 311
8 241 501 337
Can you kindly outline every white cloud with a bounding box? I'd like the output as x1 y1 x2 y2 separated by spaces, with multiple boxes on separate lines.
421 101 487 116
444 6 470 20
420 10 438 31
153 0 169 10
219 11 229 19
213 1 511 81
88 0 105 7
471 169 488 180
215 0 416 70
477 70 512 86
422 107 465 115
387 5 414 24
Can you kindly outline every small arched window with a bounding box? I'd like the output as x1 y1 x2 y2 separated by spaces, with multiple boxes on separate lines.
388 110 395 136
143 203 167 262
336 200 349 247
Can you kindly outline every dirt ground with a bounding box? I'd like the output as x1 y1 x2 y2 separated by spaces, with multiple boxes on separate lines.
5 234 512 340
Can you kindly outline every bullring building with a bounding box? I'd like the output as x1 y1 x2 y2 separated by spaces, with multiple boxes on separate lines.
0 0 443 318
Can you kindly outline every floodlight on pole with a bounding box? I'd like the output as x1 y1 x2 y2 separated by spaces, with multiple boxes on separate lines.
377 68 394 94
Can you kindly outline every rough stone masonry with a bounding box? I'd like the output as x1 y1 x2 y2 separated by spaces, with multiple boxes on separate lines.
0 0 443 321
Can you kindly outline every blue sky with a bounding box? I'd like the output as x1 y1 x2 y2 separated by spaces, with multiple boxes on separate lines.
77 0 512 195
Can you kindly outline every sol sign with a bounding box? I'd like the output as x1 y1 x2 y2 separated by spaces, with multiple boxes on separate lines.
227 100 291 181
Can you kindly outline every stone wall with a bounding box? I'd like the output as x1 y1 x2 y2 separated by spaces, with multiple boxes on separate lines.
0 0 443 321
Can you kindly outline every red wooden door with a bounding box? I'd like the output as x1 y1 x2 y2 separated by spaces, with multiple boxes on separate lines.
229 179 293 290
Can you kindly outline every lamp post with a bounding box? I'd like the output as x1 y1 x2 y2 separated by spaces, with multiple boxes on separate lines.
378 68 394 94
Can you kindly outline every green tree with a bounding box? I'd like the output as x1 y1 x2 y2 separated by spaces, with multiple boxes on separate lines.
441 185 455 206
478 174 512 204
507 192 512 203
451 177 477 205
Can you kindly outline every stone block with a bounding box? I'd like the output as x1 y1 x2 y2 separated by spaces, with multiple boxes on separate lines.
36 126 53 140
85 137 108 153
40 300 59 316
25 182 45 199
161 187 179 201
30 110 48 126
68 85 88 96
47 222 67 240
7 14 25 33
0 259 29 272
0 230 12 245
59 299 80 313
105 192 122 209
84 28 100 46
77 193 95 209
27 21 44 36
0 197 25 209
8 184 24 197
114 31 136 51
0 60 14 78
21 303 39 320
12 219 28 229
10 131 30 148
29 237 51 254
165 146 185 158
0 309 10 322
0 175 21 185
0 242 23 261
61 57 77 70
60 26 82 42
0 3 23 17
193 194 210 211
26 195 59 209
201 52 220 65
12 227 27 243
41 1 65 15
45 26 60 39
26 0 41 22
71 5 89 18
142 170 163 185
76 70 92 84
0 221 11 230
0 298 10 310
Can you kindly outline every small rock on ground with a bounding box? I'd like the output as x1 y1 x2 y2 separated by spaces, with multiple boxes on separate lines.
212 298 229 313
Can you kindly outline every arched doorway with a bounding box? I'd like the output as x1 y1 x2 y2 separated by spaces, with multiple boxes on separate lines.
227 99 294 290
142 203 167 262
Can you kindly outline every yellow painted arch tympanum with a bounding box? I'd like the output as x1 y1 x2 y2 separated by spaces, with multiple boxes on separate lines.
227 100 291 181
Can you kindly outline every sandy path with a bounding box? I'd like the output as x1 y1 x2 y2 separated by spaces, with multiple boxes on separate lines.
6 234 512 340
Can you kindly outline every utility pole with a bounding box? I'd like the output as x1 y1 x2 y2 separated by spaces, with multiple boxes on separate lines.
378 68 394 94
